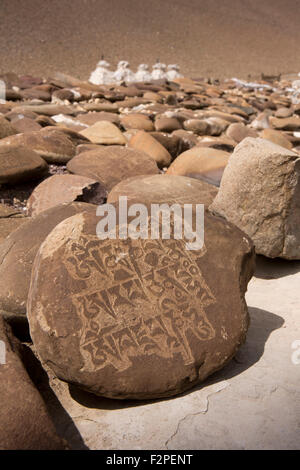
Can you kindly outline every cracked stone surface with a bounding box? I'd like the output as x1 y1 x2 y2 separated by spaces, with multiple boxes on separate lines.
43 256 300 450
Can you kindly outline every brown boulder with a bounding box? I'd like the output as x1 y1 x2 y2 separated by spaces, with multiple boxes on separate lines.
27 209 254 399
150 132 181 159
154 117 182 133
0 129 76 163
0 116 18 139
226 122 258 143
129 130 172 168
166 147 230 186
0 202 96 314
0 204 28 244
270 116 300 131
10 117 42 133
0 317 66 449
79 121 127 145
120 114 154 132
27 174 106 216
107 174 218 208
183 119 210 135
67 146 159 193
260 128 293 150
0 145 48 184
76 112 120 127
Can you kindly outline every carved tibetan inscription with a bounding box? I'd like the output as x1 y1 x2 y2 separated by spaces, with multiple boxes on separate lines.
63 235 216 373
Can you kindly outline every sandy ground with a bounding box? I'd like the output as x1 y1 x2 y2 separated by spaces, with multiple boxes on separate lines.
36 256 300 450
1 0 300 80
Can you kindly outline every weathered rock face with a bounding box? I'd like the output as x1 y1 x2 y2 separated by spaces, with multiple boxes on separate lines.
260 128 293 150
210 137 300 259
0 129 76 163
120 113 154 131
269 116 300 131
27 209 254 400
10 116 42 133
0 202 96 315
226 122 258 143
27 174 106 216
0 116 17 139
0 204 28 244
67 145 160 193
166 147 229 186
129 130 172 168
154 117 182 133
107 174 218 208
0 317 66 449
79 121 127 145
0 144 48 184
76 112 120 127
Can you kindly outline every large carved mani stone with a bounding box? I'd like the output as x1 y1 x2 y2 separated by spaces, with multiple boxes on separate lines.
28 210 255 399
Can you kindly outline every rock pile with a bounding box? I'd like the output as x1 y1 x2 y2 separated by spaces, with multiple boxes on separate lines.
1 69 300 447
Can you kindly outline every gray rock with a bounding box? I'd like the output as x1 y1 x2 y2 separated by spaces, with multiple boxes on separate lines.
210 138 300 259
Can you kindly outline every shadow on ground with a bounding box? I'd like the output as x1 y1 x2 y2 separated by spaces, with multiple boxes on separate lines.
69 306 284 411
254 255 300 280
21 345 89 450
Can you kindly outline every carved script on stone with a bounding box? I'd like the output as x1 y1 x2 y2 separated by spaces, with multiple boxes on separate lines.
64 236 216 372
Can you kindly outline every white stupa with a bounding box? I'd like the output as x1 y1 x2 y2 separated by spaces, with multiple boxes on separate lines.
135 64 152 82
113 61 135 83
151 61 167 80
166 64 182 81
89 60 114 85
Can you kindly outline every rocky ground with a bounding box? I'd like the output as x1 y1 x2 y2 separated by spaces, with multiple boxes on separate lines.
0 70 299 449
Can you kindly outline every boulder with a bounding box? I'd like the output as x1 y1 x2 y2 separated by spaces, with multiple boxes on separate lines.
183 119 210 135
0 317 66 449
27 174 106 216
0 116 17 139
27 209 254 399
226 122 258 143
0 145 48 184
274 107 293 119
76 112 120 127
0 202 96 315
129 130 172 168
210 138 300 259
260 128 293 150
269 116 300 131
154 117 182 133
67 146 160 193
0 129 76 163
11 104 75 117
79 121 127 145
120 114 154 132
166 147 230 186
107 174 218 208
0 204 28 244
150 132 181 159
10 117 42 133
